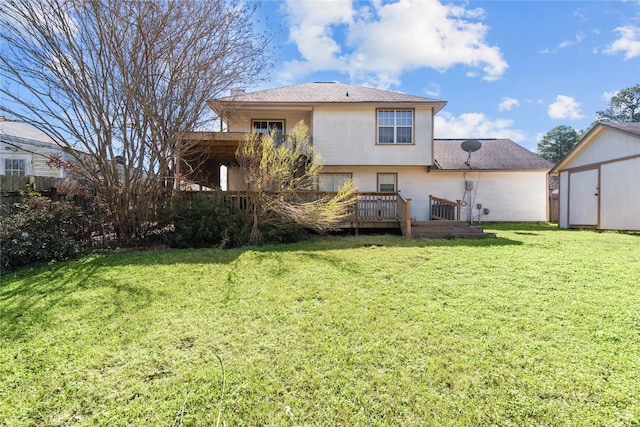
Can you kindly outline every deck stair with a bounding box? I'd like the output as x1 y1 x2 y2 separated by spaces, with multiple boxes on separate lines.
411 221 496 239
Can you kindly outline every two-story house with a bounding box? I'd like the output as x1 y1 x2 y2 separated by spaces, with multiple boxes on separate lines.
179 82 552 235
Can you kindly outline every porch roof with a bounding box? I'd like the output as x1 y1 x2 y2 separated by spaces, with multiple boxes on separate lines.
178 131 244 164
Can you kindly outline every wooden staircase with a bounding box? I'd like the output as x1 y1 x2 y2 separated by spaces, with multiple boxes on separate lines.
411 221 496 239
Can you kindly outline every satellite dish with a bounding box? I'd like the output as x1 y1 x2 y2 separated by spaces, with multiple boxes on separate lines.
461 139 482 153
460 140 482 168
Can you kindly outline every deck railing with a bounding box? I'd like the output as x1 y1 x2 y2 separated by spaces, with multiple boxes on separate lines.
214 191 403 222
182 190 410 231
429 195 461 221
353 192 398 221
397 192 412 238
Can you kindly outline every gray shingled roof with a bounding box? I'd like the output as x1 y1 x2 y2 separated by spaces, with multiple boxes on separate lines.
601 122 640 137
213 82 446 109
550 122 640 174
433 139 553 170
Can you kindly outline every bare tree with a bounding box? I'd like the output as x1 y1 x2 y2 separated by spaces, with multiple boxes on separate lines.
0 0 272 242
236 121 357 245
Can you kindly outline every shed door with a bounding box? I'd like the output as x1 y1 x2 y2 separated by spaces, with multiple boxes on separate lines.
569 168 599 227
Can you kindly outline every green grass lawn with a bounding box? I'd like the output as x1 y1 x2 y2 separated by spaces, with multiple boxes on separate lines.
1 224 639 426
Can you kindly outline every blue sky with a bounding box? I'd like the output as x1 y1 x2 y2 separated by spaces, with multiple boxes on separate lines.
255 0 640 151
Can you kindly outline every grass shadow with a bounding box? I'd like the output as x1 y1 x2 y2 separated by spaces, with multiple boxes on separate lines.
1 225 531 277
0 257 156 341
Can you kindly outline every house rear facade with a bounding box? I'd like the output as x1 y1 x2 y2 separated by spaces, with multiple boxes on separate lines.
181 82 551 223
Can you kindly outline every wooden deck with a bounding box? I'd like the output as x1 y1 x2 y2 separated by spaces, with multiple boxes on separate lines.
215 190 494 238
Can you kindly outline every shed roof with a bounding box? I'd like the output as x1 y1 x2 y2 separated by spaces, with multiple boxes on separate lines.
550 122 640 174
210 82 447 112
433 139 552 171
600 122 640 137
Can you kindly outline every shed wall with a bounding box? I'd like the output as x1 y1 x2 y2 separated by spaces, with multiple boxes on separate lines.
566 127 640 168
601 157 640 230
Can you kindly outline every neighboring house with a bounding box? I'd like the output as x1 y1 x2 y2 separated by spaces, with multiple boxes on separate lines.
0 117 73 179
180 82 551 228
550 122 640 231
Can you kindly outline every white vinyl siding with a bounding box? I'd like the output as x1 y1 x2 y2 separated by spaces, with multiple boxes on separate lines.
226 111 311 134
556 125 640 230
312 107 433 166
321 166 549 222
566 127 640 167
600 157 640 230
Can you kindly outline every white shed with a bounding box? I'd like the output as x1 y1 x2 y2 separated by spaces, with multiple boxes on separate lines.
550 122 640 231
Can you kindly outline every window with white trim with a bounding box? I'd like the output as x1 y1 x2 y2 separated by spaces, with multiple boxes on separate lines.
378 110 413 144
377 173 397 192
4 158 26 176
318 173 352 192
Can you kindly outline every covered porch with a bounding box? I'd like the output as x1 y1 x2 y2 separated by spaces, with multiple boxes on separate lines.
176 131 245 190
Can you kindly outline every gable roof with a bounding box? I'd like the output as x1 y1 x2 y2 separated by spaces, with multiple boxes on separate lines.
550 122 640 174
602 122 640 137
433 139 553 171
0 118 59 147
210 82 447 112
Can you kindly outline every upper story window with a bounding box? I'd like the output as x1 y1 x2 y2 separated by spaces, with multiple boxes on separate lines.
4 158 26 176
378 110 413 144
253 120 284 146
253 120 284 136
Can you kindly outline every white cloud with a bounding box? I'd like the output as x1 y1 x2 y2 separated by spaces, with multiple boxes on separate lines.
434 112 525 142
424 83 441 98
548 95 584 120
498 97 520 112
558 33 585 49
541 33 585 54
604 26 640 59
278 0 508 87
602 90 618 102
283 0 353 66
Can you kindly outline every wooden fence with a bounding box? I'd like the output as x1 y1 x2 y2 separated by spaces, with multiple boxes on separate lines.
1 175 79 205
549 191 559 223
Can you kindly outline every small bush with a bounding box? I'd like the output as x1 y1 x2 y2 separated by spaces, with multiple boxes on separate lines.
261 223 311 244
1 193 85 272
162 193 241 248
